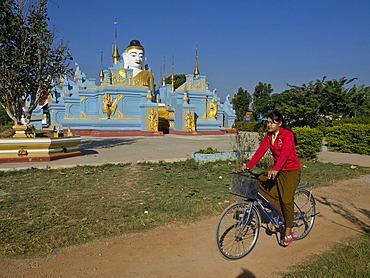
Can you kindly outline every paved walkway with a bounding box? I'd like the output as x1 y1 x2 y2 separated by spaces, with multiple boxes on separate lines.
317 150 370 167
0 134 241 171
0 134 369 171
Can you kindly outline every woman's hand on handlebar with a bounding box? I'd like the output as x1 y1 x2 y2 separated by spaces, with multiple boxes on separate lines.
267 169 278 179
240 165 250 172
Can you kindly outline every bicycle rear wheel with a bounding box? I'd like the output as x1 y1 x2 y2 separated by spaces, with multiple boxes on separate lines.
292 189 316 240
216 201 260 260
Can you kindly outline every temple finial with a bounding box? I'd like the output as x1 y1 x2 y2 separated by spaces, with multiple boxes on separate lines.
171 55 174 92
99 49 104 82
112 17 120 64
159 66 162 88
193 44 199 78
162 56 166 86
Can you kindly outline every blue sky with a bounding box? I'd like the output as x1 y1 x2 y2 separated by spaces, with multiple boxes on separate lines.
48 0 370 100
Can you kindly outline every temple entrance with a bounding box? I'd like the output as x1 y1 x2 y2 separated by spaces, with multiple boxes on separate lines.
158 117 169 134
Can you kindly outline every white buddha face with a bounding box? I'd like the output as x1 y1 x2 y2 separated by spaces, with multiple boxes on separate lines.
125 49 145 69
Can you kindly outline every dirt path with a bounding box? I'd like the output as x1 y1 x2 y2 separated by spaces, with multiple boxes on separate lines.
1 175 369 278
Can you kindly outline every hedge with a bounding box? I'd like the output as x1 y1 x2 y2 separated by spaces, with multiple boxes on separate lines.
235 121 267 132
325 124 370 155
292 126 323 159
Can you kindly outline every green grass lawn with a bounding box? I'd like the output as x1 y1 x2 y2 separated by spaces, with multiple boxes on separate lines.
279 233 370 277
0 159 368 259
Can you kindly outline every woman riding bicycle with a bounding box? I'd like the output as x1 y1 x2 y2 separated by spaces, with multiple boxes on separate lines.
241 111 300 246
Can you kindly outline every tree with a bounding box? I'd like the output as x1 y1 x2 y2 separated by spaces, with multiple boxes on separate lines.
232 87 252 121
275 81 321 126
275 77 369 126
252 82 273 118
0 0 72 125
355 85 370 117
165 74 186 90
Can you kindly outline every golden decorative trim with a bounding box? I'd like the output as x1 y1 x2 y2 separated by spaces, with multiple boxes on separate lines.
85 83 146 90
168 112 175 118
65 117 140 120
81 96 86 103
196 118 217 121
202 99 207 119
118 110 124 118
81 111 86 118
125 45 144 53
175 77 210 93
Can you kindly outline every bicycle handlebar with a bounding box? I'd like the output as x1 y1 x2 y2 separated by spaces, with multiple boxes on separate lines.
240 169 268 178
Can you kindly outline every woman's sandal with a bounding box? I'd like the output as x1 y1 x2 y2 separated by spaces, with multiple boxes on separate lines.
284 232 294 246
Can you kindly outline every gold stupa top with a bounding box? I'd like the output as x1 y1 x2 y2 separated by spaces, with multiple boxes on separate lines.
99 49 104 82
112 17 120 64
171 55 174 92
193 44 200 78
162 56 166 86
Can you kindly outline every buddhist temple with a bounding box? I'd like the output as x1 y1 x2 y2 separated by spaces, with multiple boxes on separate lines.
29 24 236 136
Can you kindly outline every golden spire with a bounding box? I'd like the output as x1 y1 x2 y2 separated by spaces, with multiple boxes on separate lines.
171 55 174 92
99 49 104 82
159 66 163 88
193 44 200 78
162 56 166 86
112 17 120 64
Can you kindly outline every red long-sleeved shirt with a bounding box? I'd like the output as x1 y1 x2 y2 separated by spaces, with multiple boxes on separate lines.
246 127 300 172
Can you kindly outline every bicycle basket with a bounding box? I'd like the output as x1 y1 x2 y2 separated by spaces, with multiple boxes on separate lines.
230 173 260 199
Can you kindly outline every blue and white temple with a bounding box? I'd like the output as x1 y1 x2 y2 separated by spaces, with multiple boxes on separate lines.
30 38 236 137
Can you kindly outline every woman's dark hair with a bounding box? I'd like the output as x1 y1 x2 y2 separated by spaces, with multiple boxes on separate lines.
267 111 298 145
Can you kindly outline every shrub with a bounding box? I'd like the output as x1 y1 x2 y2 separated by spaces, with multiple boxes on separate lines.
235 121 266 132
292 126 323 159
230 131 259 168
325 124 370 155
333 117 370 125
195 147 220 154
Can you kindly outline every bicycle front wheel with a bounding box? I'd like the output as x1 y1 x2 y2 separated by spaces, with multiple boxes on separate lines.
293 189 316 240
216 201 260 260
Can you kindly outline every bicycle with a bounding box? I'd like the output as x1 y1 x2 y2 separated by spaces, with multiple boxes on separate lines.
216 170 316 260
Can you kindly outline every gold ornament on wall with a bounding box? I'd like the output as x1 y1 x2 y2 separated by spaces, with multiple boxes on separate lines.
146 108 158 132
184 110 196 132
102 93 118 119
207 98 218 118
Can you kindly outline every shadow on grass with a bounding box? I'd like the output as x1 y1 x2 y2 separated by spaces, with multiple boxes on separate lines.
316 197 370 233
79 138 139 150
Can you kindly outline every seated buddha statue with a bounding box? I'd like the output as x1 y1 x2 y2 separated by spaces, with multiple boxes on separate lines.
118 40 154 92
